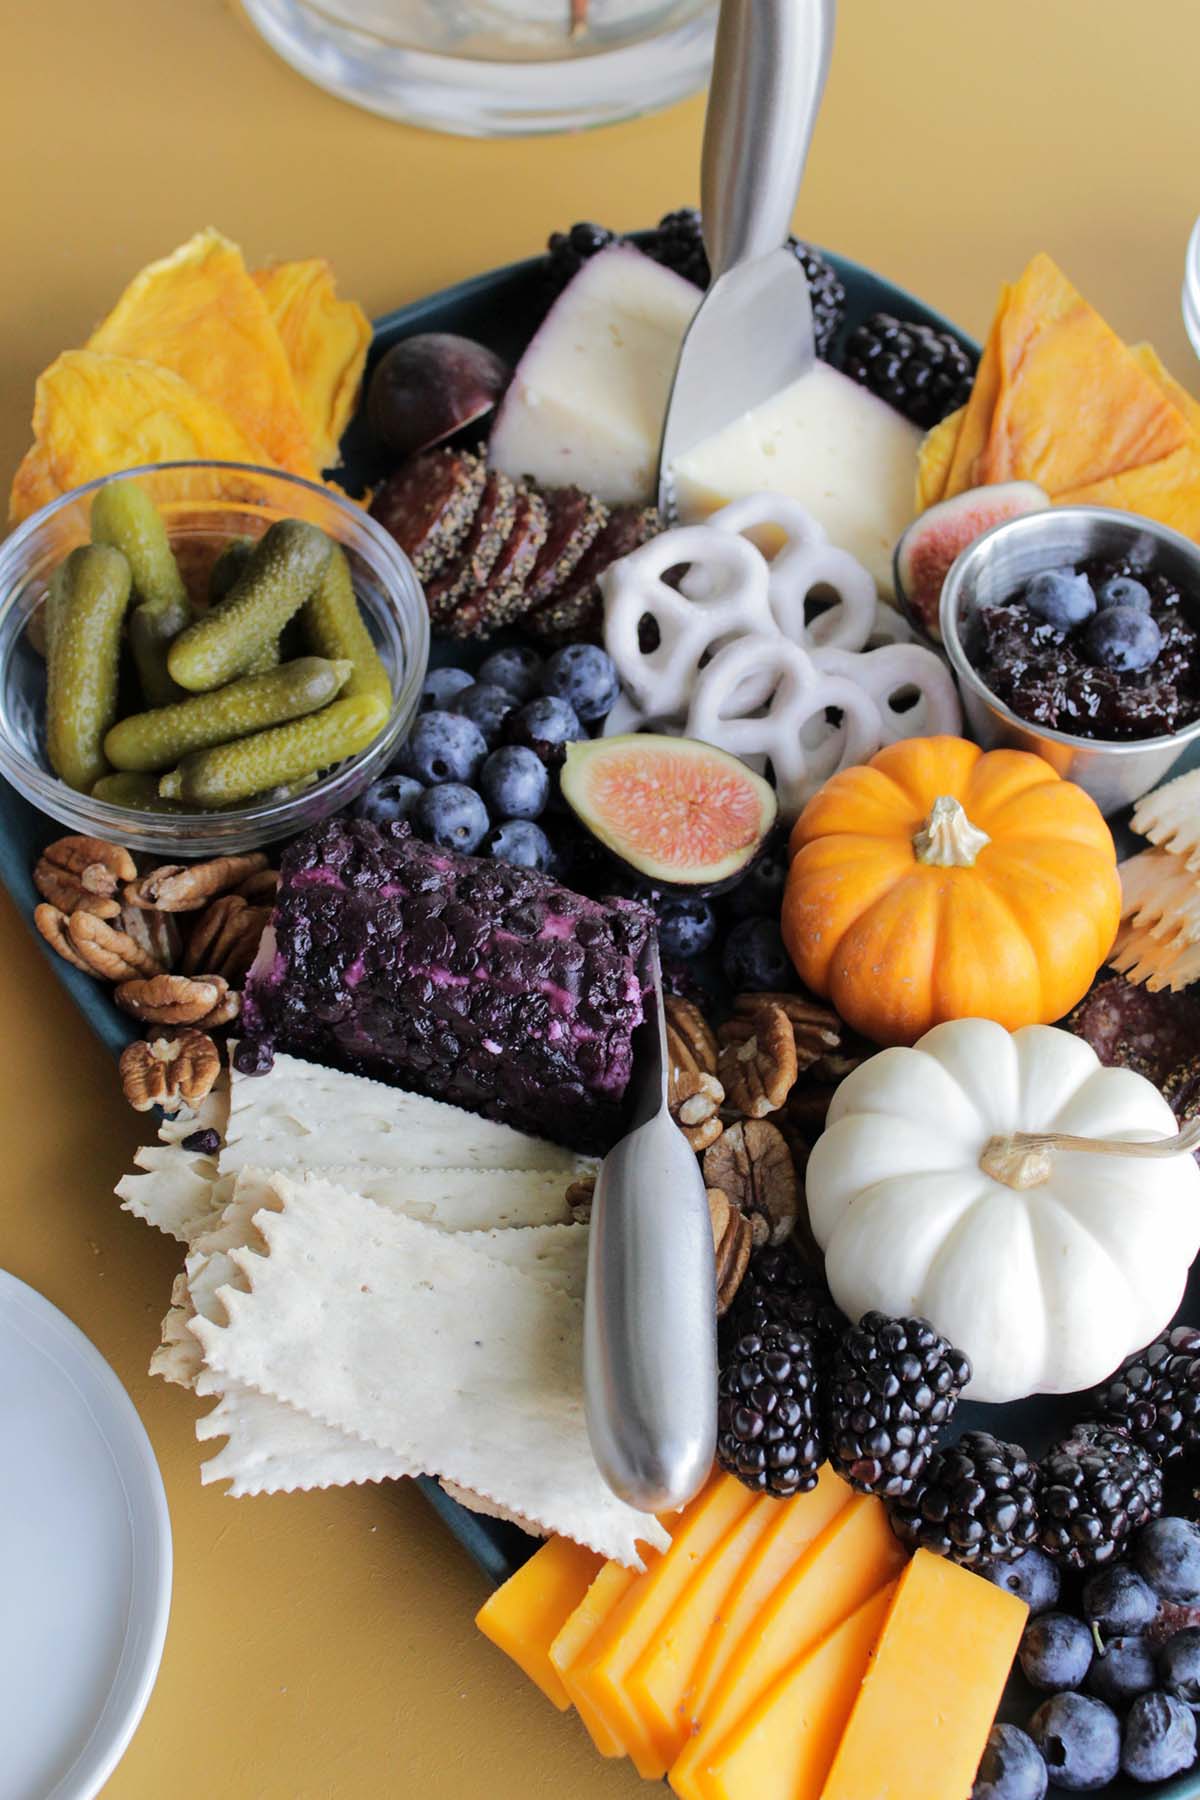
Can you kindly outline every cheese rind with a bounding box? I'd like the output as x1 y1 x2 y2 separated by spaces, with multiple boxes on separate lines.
668 1492 906 1800
671 362 921 597
488 245 699 506
703 1584 895 1800
820 1549 1028 1800
476 1537 605 1710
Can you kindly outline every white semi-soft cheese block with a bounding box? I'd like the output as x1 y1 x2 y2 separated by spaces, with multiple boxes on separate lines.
671 362 922 596
488 244 699 505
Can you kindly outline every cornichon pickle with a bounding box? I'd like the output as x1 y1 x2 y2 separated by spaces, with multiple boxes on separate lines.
168 519 333 692
207 537 254 605
92 771 196 814
39 561 70 661
302 544 392 708
91 480 190 706
104 656 352 772
158 694 387 806
46 544 132 791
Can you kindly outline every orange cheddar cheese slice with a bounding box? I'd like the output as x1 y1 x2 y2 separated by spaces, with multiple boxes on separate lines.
627 1495 784 1770
475 1537 605 1710
679 1464 854 1747
821 1549 1028 1800
550 1561 642 1756
669 1493 906 1800
569 1474 757 1779
702 1583 896 1800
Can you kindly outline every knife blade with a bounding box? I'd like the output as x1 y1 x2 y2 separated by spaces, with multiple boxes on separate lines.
658 0 836 521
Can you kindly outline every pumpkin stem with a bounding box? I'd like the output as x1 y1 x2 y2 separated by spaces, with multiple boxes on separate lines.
912 795 991 868
981 1117 1200 1189
979 1135 1055 1190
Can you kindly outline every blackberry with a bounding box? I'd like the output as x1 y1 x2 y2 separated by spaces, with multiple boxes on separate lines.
1095 1325 1200 1462
642 209 845 357
717 1325 823 1498
544 221 622 300
842 312 976 429
825 1312 970 1500
888 1431 1039 1566
1038 1423 1164 1570
725 1244 847 1365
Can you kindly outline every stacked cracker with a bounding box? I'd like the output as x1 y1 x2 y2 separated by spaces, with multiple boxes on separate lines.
117 1050 668 1568
1113 770 1200 992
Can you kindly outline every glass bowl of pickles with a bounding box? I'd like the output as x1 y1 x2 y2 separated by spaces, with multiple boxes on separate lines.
0 463 429 855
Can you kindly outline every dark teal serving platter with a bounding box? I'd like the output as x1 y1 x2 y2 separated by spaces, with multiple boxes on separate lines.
8 245 1200 1795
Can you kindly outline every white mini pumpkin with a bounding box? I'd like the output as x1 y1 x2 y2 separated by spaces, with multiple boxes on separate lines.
806 1018 1200 1404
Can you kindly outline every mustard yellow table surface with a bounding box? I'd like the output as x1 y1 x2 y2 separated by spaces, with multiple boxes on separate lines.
1 3 1198 1794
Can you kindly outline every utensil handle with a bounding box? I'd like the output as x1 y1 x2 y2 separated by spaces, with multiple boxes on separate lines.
701 0 836 282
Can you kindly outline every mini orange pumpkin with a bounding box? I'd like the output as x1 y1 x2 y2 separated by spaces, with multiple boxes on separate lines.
782 736 1121 1047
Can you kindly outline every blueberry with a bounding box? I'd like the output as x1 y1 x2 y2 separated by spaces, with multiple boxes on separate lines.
479 745 550 821
1022 568 1096 631
402 710 488 785
1158 1626 1200 1704
355 772 424 827
1121 1691 1197 1783
513 695 584 747
478 645 544 703
1020 1614 1094 1693
722 916 792 992
486 819 554 871
980 1550 1062 1617
728 847 789 919
1083 1563 1159 1636
1135 1518 1200 1603
1096 575 1152 614
420 665 474 712
657 897 718 961
972 1724 1048 1800
451 681 516 746
1086 1635 1156 1706
542 643 621 722
1029 1693 1120 1791
412 783 490 854
1083 604 1162 674
181 1127 220 1156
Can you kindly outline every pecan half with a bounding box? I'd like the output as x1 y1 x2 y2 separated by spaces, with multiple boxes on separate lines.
34 902 95 974
732 990 842 1072
117 904 181 973
708 1186 752 1315
114 972 239 1027
565 1174 595 1224
703 1119 799 1247
67 910 164 981
119 1030 221 1113
34 835 135 919
183 894 270 983
718 1002 799 1118
123 852 269 912
665 994 725 1152
236 867 280 905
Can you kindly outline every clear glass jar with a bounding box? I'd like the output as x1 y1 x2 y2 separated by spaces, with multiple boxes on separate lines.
241 0 716 135
0 462 428 857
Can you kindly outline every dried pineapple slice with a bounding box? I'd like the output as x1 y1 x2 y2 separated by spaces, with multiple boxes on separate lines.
254 259 371 472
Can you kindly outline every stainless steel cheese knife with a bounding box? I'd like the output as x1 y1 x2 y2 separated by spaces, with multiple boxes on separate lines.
657 0 837 522
583 944 717 1513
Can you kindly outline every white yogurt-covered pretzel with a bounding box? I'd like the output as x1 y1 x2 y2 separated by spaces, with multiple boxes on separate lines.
812 642 962 745
686 635 882 819
704 494 878 652
601 528 775 719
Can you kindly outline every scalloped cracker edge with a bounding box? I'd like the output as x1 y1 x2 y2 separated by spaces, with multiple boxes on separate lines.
1120 847 1200 946
1131 768 1200 871
1111 919 1200 992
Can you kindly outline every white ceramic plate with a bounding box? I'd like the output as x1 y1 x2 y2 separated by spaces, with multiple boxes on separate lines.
0 1271 172 1799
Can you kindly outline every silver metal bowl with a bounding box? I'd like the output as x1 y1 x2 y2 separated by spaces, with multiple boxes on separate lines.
940 505 1200 816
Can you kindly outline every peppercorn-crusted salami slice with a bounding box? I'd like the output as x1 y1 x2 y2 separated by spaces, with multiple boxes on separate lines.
423 469 519 627
369 448 485 583
527 503 662 642
445 486 549 640
1063 976 1200 1085
522 485 608 608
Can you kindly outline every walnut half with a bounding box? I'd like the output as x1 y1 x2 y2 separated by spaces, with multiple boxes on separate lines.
703 1119 800 1248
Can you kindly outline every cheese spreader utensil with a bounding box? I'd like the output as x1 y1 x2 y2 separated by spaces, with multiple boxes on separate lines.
657 0 836 522
583 944 717 1513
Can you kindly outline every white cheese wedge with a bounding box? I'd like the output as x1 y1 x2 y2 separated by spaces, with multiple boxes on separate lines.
488 244 699 505
671 362 922 596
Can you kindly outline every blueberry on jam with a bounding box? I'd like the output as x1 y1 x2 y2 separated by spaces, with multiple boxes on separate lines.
1023 568 1096 631
1083 605 1163 674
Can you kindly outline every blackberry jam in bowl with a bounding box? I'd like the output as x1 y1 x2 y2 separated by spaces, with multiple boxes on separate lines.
940 505 1200 814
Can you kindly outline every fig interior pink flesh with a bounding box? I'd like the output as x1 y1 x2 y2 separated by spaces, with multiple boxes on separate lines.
585 749 766 869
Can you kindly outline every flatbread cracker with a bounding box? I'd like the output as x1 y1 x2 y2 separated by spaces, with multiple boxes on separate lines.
1111 921 1200 993
1121 848 1200 942
116 1146 227 1245
439 1481 540 1536
192 1174 666 1566
1131 769 1200 872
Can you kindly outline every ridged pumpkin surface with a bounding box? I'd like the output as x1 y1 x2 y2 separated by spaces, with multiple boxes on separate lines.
782 736 1120 1047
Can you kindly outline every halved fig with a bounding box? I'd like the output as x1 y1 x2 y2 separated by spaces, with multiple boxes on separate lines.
894 480 1050 642
560 733 777 889
367 333 510 460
